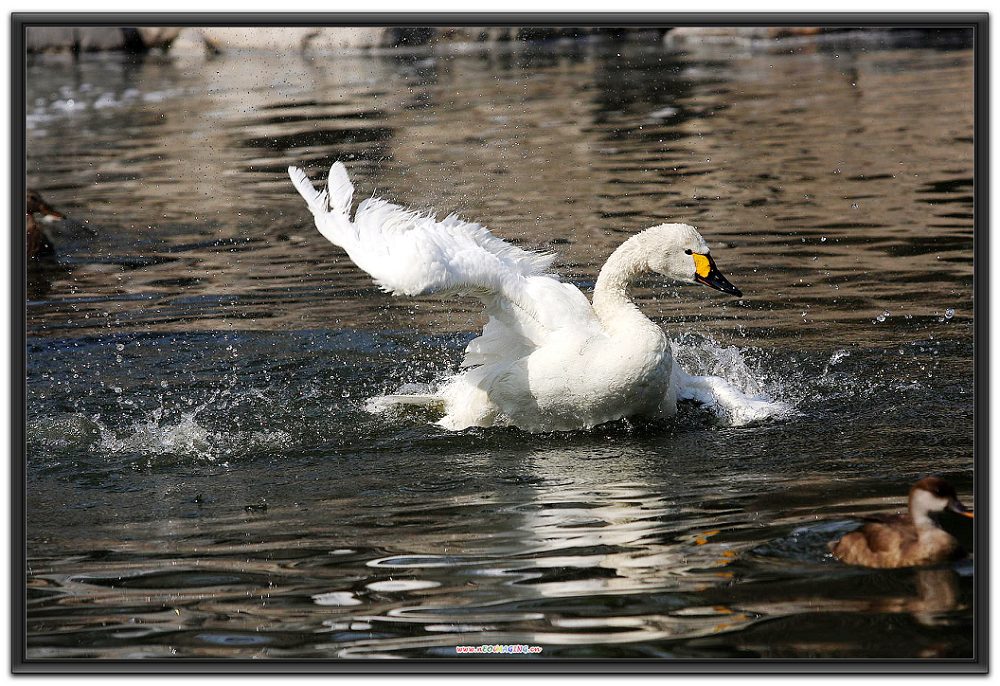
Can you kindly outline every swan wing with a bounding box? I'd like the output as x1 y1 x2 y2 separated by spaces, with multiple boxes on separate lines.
289 163 603 361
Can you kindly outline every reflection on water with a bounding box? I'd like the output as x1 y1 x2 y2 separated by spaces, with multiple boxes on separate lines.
24 32 974 659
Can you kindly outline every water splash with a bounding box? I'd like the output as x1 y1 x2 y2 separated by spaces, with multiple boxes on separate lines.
671 334 782 401
96 404 215 459
28 393 293 465
671 334 793 426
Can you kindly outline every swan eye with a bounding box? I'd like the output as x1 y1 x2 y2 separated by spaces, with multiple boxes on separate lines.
684 249 692 255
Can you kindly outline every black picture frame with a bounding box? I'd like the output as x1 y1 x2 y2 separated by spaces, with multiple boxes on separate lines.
11 11 989 674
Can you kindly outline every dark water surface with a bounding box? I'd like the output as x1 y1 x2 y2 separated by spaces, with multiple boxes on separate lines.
24 32 975 660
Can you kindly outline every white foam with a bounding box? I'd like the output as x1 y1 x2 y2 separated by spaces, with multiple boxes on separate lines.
366 579 440 592
312 591 363 606
365 382 443 415
676 370 791 426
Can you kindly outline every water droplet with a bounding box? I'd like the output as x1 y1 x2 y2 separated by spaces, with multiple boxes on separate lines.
945 308 955 319
820 236 827 242
115 343 125 351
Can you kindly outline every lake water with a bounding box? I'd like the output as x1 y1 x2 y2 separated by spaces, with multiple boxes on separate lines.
23 30 976 661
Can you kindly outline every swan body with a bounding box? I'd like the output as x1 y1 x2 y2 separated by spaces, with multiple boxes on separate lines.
289 162 768 433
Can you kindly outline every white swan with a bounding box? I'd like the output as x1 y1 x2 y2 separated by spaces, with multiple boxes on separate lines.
289 162 783 432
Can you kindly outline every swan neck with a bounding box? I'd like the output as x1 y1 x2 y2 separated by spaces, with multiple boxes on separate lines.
593 235 652 332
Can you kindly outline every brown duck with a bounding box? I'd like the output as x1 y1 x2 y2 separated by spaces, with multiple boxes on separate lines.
829 476 973 568
26 189 64 259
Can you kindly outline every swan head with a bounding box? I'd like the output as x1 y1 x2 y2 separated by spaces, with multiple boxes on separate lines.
644 224 742 297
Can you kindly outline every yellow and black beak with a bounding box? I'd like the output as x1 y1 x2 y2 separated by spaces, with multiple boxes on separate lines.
948 500 974 519
692 252 742 297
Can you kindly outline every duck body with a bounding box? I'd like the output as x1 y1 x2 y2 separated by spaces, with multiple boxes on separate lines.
829 477 972 569
829 514 962 569
289 162 761 433
26 214 56 259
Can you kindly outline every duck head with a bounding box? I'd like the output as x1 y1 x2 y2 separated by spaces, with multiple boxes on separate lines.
644 223 742 297
26 190 65 224
909 476 973 524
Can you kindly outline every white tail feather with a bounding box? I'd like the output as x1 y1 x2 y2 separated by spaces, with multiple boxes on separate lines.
326 162 354 216
288 166 329 214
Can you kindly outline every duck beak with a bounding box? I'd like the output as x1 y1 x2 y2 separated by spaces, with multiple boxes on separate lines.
39 207 65 224
948 499 974 519
693 253 742 297
33 201 65 223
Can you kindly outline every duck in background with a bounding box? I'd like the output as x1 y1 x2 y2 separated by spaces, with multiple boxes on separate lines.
829 476 973 568
26 189 64 259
